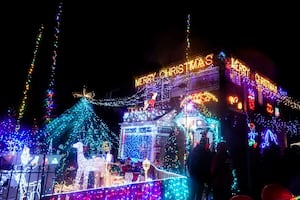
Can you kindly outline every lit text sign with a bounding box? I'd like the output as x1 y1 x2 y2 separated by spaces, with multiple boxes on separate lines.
135 53 214 87
255 73 278 93
230 58 250 78
229 58 278 94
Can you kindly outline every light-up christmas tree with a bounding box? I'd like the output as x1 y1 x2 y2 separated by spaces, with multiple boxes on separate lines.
45 97 119 151
43 97 119 182
162 126 186 175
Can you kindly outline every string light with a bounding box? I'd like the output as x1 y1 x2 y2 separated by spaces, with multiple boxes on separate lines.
45 97 119 149
44 2 63 123
185 14 191 62
254 113 300 137
89 87 146 107
16 24 44 132
42 177 189 200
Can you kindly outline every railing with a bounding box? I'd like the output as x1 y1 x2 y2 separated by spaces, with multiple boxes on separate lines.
1 164 57 200
42 163 190 200
1 161 189 200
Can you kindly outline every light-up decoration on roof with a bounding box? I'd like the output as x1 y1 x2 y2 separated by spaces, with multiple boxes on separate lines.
73 85 95 100
180 91 218 107
135 53 214 87
143 92 158 110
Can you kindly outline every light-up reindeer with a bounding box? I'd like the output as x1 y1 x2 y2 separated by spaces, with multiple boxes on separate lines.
72 141 106 189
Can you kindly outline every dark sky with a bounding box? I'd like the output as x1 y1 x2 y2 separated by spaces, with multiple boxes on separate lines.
1 1 299 125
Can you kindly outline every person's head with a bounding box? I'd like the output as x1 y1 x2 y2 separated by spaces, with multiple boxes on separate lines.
201 130 207 137
216 141 227 153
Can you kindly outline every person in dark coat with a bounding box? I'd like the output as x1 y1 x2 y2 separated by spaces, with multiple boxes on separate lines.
187 139 213 200
210 141 233 200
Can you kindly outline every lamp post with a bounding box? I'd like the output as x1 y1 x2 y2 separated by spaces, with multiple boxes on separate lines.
142 158 151 181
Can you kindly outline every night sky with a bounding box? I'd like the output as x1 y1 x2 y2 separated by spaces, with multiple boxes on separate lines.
1 1 299 126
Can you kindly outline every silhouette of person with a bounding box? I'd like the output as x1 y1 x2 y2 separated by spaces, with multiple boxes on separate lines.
210 141 233 200
187 138 213 200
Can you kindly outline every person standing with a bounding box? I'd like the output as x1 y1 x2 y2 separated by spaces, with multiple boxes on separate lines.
187 139 213 200
210 141 233 200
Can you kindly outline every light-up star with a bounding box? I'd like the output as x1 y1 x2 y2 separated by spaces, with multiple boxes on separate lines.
72 85 95 100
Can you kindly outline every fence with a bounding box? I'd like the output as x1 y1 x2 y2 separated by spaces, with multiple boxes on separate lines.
1 155 189 200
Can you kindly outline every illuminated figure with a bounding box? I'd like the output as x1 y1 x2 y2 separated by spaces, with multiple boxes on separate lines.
72 141 106 189
13 146 40 200
143 92 158 110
